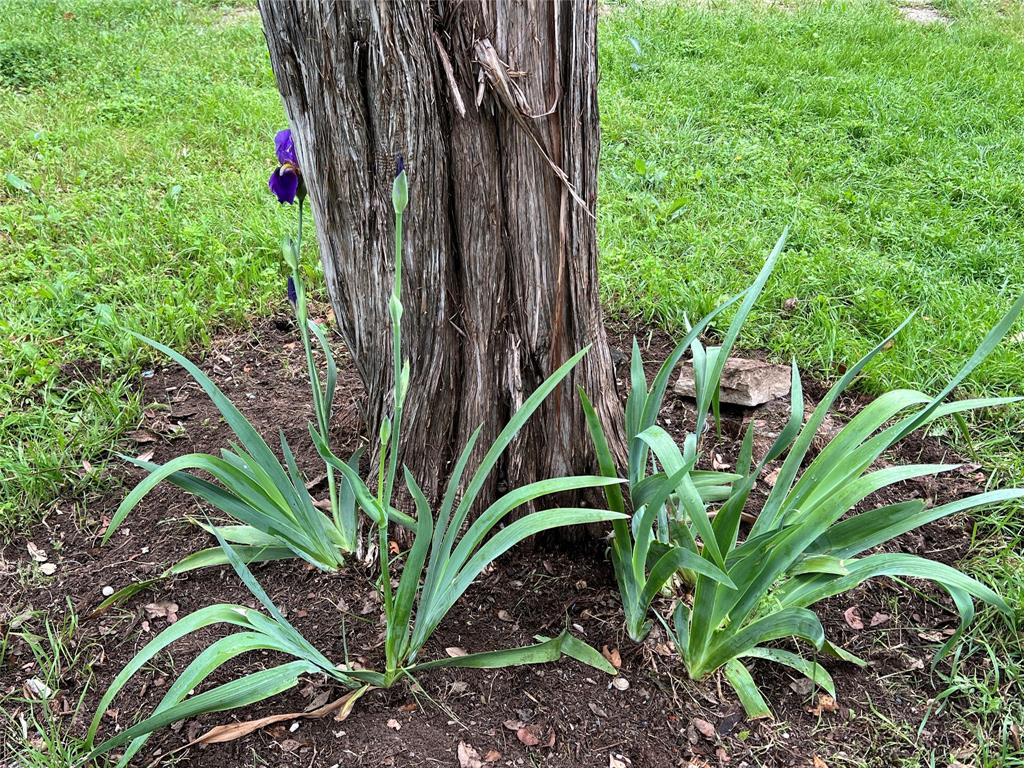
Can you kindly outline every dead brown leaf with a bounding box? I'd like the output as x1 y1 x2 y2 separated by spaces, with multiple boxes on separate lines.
446 646 468 657
601 645 622 669
27 542 47 562
692 717 716 740
813 757 829 768
807 694 838 716
516 722 555 748
497 609 514 623
144 601 179 624
458 741 484 768
483 750 501 763
183 686 369 749
843 606 864 630
869 612 890 627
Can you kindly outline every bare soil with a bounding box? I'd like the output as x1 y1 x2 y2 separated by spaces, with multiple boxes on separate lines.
0 314 993 767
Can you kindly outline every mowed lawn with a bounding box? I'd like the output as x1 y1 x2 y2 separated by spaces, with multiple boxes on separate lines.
2 0 1023 761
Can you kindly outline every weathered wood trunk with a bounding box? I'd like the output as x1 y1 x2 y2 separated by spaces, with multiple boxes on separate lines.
259 0 623 519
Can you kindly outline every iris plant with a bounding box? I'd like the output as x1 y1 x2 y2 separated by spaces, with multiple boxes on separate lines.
268 128 302 204
584 231 1024 715
87 153 624 765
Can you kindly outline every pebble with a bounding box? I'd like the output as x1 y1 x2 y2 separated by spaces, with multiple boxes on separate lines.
101 586 114 597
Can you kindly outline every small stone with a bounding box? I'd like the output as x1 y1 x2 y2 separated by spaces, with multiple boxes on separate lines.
101 586 114 597
676 353 792 407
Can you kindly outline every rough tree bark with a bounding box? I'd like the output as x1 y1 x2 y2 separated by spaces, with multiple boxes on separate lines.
259 1 624 518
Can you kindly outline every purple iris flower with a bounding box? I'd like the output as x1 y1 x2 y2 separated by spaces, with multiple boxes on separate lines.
269 129 300 204
287 275 297 306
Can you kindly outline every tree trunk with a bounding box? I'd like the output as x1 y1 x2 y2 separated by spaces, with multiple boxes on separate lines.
259 0 624 520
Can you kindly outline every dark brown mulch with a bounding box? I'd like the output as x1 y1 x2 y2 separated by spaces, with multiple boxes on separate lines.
0 314 993 767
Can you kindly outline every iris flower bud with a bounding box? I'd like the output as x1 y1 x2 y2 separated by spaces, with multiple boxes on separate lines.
391 155 408 215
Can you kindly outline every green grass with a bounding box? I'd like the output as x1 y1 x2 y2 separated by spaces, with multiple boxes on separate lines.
2 0 1023 762
0 0 297 527
598 1 1024 763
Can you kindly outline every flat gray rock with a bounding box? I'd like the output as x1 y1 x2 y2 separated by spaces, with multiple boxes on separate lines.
676 356 792 407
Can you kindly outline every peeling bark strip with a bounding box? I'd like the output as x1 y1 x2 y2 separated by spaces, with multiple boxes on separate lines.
259 1 624 523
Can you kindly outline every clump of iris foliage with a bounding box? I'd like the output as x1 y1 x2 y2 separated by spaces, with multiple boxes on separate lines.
84 138 624 764
99 132 364 577
582 229 1024 716
85 127 1023 763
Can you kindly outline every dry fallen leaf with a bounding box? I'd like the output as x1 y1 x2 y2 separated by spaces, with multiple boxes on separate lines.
144 601 179 623
813 757 829 768
458 741 484 768
483 750 501 763
918 630 946 642
869 612 890 627
589 701 609 718
497 609 514 623
24 678 53 699
182 687 369 747
843 606 864 630
807 694 839 716
601 645 622 669
789 677 815 696
609 755 630 768
653 642 674 657
39 562 57 576
763 468 781 488
503 719 525 731
516 722 555 748
27 542 47 562
445 646 468 657
692 718 716 740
